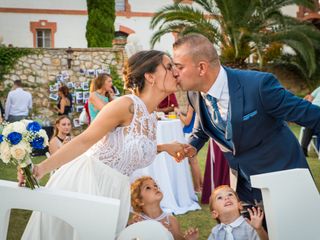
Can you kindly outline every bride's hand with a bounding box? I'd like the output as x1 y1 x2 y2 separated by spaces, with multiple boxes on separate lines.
167 142 185 162
157 142 185 162
17 164 45 186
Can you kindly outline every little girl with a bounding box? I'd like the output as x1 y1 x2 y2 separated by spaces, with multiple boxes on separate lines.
130 176 198 240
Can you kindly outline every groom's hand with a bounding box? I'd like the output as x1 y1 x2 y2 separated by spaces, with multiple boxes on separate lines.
182 144 197 159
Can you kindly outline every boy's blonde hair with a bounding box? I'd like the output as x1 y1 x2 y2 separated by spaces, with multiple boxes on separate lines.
130 176 153 213
209 185 240 212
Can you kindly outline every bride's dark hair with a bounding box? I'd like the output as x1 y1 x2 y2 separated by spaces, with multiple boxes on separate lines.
123 50 167 94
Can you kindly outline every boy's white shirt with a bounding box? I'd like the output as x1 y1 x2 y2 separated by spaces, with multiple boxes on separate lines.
207 215 259 240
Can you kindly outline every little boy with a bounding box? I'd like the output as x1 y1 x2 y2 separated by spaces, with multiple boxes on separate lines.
208 185 268 240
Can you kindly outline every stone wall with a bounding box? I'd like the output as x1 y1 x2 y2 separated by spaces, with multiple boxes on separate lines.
1 47 192 135
1 47 125 127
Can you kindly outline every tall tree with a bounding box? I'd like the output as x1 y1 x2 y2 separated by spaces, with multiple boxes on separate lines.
86 0 115 47
150 0 320 74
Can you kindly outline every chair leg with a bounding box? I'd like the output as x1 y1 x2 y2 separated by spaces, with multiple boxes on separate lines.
0 208 11 240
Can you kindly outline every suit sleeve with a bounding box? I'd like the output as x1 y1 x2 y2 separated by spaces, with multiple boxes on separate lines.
187 93 209 151
259 74 320 133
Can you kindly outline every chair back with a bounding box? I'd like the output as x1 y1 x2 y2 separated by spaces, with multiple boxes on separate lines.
117 220 174 240
251 169 320 240
0 180 120 240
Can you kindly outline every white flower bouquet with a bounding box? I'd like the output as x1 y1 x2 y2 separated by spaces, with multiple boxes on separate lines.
0 120 49 189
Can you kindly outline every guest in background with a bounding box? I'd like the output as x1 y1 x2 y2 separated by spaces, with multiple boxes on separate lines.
301 86 320 156
0 100 4 121
130 176 199 240
201 140 230 204
55 86 71 116
208 185 268 240
175 105 202 193
49 116 72 155
5 80 32 122
157 93 179 114
88 73 113 122
110 85 120 100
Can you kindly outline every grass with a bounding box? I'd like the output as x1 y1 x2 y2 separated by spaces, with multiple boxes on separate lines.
1 124 320 239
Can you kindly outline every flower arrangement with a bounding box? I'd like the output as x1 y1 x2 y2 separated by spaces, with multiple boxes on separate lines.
0 120 49 189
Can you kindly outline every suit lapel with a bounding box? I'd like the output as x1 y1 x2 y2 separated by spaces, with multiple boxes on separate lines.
225 67 243 154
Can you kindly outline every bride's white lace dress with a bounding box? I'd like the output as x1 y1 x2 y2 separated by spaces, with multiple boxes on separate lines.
22 95 157 240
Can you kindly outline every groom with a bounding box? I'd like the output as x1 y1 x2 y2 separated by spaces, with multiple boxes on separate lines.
173 33 320 204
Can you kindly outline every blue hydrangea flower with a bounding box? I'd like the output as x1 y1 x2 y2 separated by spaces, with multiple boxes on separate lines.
7 132 22 145
27 121 42 132
0 134 3 143
30 137 44 150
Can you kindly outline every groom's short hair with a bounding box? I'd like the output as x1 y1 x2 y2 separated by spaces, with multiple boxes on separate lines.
173 33 219 66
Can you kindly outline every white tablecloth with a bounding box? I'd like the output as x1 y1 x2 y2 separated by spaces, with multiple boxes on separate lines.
131 119 201 215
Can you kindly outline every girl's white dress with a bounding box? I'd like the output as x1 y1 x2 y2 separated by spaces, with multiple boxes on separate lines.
22 95 157 240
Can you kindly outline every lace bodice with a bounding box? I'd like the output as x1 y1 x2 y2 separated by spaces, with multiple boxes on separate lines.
87 94 157 176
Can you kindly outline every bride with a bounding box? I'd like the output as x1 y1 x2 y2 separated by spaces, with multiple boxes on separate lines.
19 50 189 239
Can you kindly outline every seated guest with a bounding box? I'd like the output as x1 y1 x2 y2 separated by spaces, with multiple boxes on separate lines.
55 86 71 116
88 73 113 122
157 93 179 114
130 176 198 240
49 116 72 155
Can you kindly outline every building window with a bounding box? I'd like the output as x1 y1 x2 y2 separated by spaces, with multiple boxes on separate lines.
36 29 51 48
115 0 125 11
30 20 56 48
113 31 128 45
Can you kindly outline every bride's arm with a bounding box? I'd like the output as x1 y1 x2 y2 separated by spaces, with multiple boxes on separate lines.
23 97 134 181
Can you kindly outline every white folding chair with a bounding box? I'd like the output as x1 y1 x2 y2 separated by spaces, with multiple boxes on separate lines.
0 180 120 240
251 169 320 240
117 220 174 240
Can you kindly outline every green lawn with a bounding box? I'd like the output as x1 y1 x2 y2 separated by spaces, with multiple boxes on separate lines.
1 124 320 239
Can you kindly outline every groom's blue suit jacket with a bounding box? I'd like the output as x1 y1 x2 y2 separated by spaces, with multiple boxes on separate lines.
188 67 320 182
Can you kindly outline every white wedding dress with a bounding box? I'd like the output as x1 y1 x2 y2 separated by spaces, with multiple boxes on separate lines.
22 95 157 240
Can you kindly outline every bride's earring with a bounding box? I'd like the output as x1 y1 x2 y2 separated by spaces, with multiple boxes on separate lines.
152 80 155 87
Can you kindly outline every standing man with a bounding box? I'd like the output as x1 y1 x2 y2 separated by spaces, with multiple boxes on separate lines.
173 33 320 205
301 86 320 156
5 80 32 122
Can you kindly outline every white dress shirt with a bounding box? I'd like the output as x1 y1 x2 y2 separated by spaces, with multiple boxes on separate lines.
202 66 232 153
202 66 229 121
5 87 32 120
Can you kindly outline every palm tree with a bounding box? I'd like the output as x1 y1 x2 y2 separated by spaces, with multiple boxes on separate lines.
150 0 320 74
275 45 320 90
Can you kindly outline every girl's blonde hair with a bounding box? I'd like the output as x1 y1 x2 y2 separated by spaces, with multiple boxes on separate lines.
130 176 153 213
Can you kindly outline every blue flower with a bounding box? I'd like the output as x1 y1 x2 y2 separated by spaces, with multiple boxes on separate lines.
0 134 3 143
30 137 44 150
7 132 22 145
27 121 42 132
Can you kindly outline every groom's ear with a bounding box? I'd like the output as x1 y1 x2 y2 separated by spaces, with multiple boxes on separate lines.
198 61 208 76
